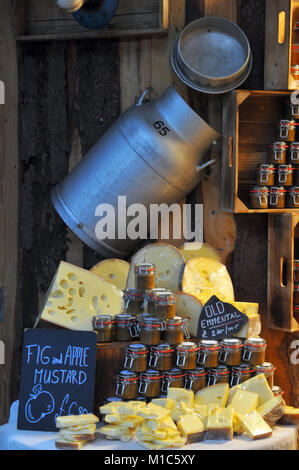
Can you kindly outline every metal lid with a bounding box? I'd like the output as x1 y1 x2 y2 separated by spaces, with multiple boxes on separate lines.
123 288 145 298
117 370 139 379
199 339 220 348
270 186 287 193
134 263 156 274
186 367 207 376
209 364 230 374
271 141 288 148
258 163 276 170
164 367 186 378
165 316 184 325
149 288 168 298
140 369 162 378
115 313 136 321
272 385 282 395
245 337 267 346
126 343 148 353
255 362 274 371
104 396 123 404
249 186 269 193
150 342 172 352
140 316 163 326
220 338 243 347
231 363 256 373
154 291 176 303
92 314 114 327
177 341 198 350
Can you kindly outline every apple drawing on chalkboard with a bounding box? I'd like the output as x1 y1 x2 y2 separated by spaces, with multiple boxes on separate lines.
25 385 55 424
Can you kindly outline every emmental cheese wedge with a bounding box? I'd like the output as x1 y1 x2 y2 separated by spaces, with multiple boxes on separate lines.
167 388 194 408
177 413 205 443
206 407 234 441
90 258 130 291
194 384 230 408
231 302 261 338
36 261 123 331
126 243 185 291
175 292 203 337
237 374 274 407
229 389 259 415
235 410 272 440
180 256 234 304
256 396 285 427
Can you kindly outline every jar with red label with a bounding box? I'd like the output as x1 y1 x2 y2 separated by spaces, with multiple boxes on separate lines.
249 186 269 209
276 164 294 186
230 364 256 387
134 263 156 290
138 316 164 346
122 288 146 315
219 338 243 366
269 186 286 209
114 313 139 341
148 343 174 371
116 370 139 400
279 119 297 142
123 343 148 372
207 364 230 386
242 337 267 365
269 142 288 164
147 288 168 315
161 368 186 393
185 367 208 393
138 369 162 398
164 316 190 345
92 314 114 343
197 339 220 368
286 186 299 208
294 261 299 283
153 291 176 321
290 142 299 163
294 284 299 305
257 164 276 186
255 362 276 389
176 341 199 370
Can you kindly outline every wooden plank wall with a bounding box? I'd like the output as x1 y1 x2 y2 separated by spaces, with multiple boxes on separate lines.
0 0 299 426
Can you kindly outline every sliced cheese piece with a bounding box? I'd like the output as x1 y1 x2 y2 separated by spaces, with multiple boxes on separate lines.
206 407 234 441
230 302 261 338
151 398 175 411
278 406 299 425
179 243 221 263
59 423 96 436
55 438 89 450
126 243 185 291
256 396 285 427
167 388 194 408
150 436 186 448
194 384 230 408
37 261 123 331
236 410 272 440
177 413 205 444
100 424 133 441
229 389 259 415
238 374 274 407
116 401 146 415
58 431 94 442
90 258 130 291
137 403 170 420
175 292 203 337
56 413 99 429
105 415 143 428
181 256 234 303
145 415 177 431
194 404 208 428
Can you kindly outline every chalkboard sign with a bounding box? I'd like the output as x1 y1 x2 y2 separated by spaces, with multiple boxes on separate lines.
197 296 248 340
17 329 97 432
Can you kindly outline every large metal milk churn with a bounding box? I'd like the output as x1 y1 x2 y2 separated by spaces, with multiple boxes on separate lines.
51 85 219 258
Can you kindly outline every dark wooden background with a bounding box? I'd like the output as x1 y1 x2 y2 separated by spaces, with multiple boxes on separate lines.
0 0 298 425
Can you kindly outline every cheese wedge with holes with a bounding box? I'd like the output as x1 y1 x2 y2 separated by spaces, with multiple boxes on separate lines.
177 413 205 443
151 398 175 411
175 292 203 337
36 261 123 331
194 384 230 408
179 243 221 263
236 410 272 440
90 258 130 291
206 407 234 441
181 257 234 303
256 396 285 426
126 243 185 291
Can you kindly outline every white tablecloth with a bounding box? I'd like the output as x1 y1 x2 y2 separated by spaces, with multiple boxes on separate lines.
0 401 297 451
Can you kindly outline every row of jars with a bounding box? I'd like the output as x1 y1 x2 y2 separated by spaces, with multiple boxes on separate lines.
249 185 299 209
123 287 176 320
123 337 268 374
257 163 299 187
269 141 299 165
92 313 190 345
115 361 276 400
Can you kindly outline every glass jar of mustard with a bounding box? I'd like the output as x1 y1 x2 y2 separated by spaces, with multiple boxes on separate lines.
138 316 163 346
147 288 168 315
249 186 269 209
116 370 139 400
148 343 174 371
286 186 299 208
230 363 256 387
185 367 208 393
255 362 276 389
294 284 299 305
138 369 162 398
276 164 294 186
134 263 156 290
280 119 297 142
164 316 190 345
114 313 139 341
153 291 176 321
269 142 288 164
122 288 146 315
161 368 186 393
219 338 243 366
197 339 220 368
290 142 299 162
243 337 267 365
92 314 114 343
294 261 299 283
269 186 287 209
176 341 199 370
207 364 230 386
257 164 276 186
124 343 148 372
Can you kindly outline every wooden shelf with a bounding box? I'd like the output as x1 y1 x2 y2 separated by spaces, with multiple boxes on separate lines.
15 0 169 42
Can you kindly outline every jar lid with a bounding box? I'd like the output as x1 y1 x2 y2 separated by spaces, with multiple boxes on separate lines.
209 364 230 375
126 343 148 353
105 396 123 404
177 341 198 351
118 370 139 379
140 316 163 327
272 385 283 395
134 263 156 274
280 119 297 126
287 186 299 193
278 164 295 170
165 367 186 378
165 316 184 325
199 339 220 349
231 363 256 374
186 367 207 377
270 186 287 193
291 142 299 147
271 141 288 148
220 338 243 348
249 186 269 194
149 288 168 298
92 314 114 326
258 163 276 170
154 291 176 303
245 337 267 346
115 313 136 322
150 342 173 352
140 369 163 379
255 362 275 372
123 288 145 298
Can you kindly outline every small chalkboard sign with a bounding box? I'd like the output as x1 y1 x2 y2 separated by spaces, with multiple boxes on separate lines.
197 296 248 340
17 329 97 432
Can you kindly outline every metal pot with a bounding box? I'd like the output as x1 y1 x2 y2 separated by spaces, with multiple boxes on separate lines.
51 85 219 258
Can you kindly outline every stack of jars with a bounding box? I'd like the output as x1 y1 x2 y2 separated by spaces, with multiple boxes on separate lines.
294 259 299 320
250 99 299 210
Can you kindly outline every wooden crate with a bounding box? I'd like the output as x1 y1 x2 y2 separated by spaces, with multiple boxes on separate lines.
15 0 169 41
268 213 299 332
221 89 299 213
264 0 299 90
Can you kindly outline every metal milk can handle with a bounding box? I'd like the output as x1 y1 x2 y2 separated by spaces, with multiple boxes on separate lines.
138 378 149 394
124 352 134 369
116 380 125 396
136 87 152 106
176 350 187 367
148 351 158 368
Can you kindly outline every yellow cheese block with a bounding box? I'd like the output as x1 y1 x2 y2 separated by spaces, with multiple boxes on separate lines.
90 258 130 291
256 396 285 427
238 374 274 407
151 398 175 411
59 423 96 435
194 404 208 427
100 424 134 441
105 415 143 428
137 403 170 420
56 413 99 429
229 389 259 415
126 243 185 291
181 256 234 303
179 243 221 263
206 407 234 441
231 302 261 338
177 413 205 443
235 410 272 440
194 384 230 408
55 438 89 450
145 415 177 431
278 406 299 425
37 261 123 331
167 388 194 408
175 292 203 337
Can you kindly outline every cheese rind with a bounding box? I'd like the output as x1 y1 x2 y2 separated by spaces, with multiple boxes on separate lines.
90 258 130 291
278 406 299 425
256 396 285 427
194 384 230 408
55 439 89 450
37 261 123 331
177 413 205 443
206 407 234 441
